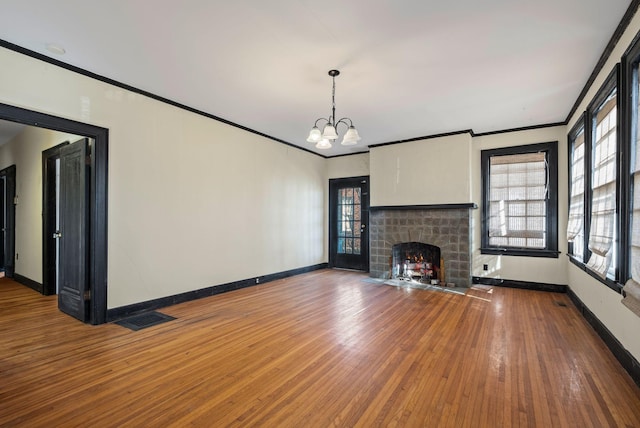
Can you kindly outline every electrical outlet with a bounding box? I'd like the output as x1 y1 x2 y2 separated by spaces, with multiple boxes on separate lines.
255 278 260 284
483 264 488 271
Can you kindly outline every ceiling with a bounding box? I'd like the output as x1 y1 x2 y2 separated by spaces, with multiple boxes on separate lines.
0 0 633 156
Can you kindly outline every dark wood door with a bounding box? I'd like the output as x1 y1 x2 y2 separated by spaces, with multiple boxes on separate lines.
0 177 4 271
329 176 370 271
0 165 16 277
42 142 69 295
58 139 89 322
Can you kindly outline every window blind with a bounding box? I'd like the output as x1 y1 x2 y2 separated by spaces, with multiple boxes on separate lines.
488 152 547 249
586 93 617 277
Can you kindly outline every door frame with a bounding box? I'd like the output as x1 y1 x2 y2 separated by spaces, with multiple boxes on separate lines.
0 102 108 325
0 165 16 278
329 175 370 271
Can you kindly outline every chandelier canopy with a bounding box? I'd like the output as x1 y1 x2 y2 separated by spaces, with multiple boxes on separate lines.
306 69 361 149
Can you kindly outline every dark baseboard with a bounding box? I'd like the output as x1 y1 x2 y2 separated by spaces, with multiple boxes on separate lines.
13 273 43 294
472 276 567 293
567 288 640 388
107 263 328 322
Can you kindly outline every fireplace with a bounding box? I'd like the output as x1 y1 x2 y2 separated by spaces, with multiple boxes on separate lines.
391 242 441 282
369 205 474 287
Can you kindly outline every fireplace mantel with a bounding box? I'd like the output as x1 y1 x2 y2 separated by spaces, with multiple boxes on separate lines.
370 203 477 212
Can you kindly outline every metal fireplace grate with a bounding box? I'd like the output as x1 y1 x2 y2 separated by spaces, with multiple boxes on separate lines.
115 311 175 331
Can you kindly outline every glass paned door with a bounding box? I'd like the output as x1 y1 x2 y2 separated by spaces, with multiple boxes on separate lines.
330 176 369 271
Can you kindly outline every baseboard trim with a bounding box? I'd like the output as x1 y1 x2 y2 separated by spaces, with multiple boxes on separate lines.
107 263 328 321
567 288 640 388
472 276 567 293
13 273 43 294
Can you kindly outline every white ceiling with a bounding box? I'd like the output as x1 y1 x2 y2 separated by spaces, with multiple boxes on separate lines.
0 0 633 156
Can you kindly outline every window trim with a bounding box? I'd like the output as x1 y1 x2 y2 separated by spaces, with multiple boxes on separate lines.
481 141 559 258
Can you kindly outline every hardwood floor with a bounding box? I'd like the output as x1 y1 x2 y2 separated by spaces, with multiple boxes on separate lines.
1 270 639 427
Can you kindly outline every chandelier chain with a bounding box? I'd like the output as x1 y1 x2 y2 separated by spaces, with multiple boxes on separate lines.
331 74 336 125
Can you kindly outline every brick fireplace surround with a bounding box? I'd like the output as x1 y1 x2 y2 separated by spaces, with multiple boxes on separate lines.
369 205 475 287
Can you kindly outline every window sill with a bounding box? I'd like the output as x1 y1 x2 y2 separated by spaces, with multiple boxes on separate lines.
567 255 623 294
480 247 560 258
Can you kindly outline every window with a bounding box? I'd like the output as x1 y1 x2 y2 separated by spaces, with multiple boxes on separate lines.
481 142 559 257
567 121 585 261
625 38 640 287
630 84 640 282
587 87 618 278
567 65 621 290
569 37 640 293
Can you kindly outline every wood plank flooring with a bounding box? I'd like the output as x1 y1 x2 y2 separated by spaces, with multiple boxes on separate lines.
1 270 639 427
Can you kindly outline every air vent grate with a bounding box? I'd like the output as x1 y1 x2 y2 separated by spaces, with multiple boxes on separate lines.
115 311 175 331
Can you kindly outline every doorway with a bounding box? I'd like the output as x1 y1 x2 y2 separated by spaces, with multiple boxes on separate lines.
0 103 108 324
329 176 370 271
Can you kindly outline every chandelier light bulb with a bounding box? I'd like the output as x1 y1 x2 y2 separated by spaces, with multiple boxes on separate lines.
306 126 322 143
322 124 338 140
341 126 361 146
315 139 332 149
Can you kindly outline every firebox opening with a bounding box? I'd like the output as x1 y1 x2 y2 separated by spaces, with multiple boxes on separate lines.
391 242 442 283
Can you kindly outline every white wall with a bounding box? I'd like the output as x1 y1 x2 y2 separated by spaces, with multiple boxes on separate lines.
565 8 640 361
365 126 568 286
327 153 370 179
0 47 327 309
370 133 473 206
0 127 80 283
471 126 568 285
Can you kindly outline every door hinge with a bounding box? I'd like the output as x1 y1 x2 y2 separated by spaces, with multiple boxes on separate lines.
84 290 91 301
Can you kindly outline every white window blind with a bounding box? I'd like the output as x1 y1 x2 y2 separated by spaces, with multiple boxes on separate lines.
488 152 547 249
567 129 585 260
586 92 617 277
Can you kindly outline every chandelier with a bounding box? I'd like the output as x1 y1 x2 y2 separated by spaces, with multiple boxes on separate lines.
306 69 361 149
